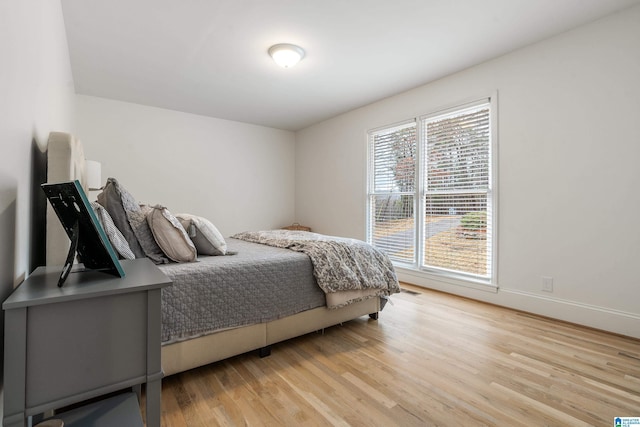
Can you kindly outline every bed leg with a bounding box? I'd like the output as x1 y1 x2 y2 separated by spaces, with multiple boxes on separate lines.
369 312 379 320
258 345 271 358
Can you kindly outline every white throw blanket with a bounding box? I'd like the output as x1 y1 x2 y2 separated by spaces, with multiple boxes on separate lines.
232 230 400 308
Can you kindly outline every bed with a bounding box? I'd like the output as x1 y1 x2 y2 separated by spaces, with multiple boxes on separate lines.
44 131 399 376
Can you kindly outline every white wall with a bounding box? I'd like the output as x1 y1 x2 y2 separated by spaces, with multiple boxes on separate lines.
74 95 296 236
295 6 640 337
0 0 75 409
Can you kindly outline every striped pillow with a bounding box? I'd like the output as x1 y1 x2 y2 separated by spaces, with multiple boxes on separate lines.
90 202 135 260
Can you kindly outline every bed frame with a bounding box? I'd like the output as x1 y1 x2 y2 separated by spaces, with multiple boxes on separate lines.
45 132 380 376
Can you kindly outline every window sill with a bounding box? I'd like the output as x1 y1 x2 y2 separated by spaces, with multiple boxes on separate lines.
394 265 498 294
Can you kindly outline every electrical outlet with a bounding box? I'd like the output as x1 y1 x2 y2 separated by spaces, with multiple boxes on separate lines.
542 276 554 292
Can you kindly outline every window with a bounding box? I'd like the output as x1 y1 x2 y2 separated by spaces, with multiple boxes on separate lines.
368 121 417 264
367 98 495 283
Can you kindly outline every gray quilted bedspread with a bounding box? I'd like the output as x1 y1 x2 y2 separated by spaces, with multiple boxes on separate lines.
232 230 400 303
158 238 325 344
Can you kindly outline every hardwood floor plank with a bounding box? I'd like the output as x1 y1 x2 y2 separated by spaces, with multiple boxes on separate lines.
160 284 640 426
159 377 189 427
490 382 592 427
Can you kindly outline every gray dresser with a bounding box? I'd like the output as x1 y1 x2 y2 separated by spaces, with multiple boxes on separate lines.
2 258 171 427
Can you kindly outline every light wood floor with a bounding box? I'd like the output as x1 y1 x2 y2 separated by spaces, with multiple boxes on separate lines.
156 284 640 426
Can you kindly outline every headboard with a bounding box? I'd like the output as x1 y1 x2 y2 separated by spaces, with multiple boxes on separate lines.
46 132 89 266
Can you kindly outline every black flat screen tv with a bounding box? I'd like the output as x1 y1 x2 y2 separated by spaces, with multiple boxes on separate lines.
42 180 125 286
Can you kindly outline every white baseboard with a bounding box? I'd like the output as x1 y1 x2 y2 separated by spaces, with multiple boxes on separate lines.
396 269 640 339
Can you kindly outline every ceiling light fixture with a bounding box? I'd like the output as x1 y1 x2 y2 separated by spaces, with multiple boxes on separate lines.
268 43 305 68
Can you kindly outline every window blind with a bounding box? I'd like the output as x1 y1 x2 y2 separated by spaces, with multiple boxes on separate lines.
421 103 492 277
368 122 417 263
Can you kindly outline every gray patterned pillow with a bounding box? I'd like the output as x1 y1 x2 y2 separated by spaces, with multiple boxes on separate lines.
97 178 145 258
97 178 168 264
128 205 169 264
90 201 135 260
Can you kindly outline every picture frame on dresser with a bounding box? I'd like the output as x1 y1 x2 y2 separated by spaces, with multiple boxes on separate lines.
41 180 124 287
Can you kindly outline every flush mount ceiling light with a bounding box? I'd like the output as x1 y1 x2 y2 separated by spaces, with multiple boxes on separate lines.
268 43 305 68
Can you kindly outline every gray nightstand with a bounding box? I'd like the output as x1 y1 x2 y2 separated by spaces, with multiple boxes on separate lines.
2 258 172 427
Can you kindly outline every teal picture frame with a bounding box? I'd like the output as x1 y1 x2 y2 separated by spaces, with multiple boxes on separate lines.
42 180 125 286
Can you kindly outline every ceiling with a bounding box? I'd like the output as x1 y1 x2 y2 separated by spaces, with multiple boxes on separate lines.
61 0 640 131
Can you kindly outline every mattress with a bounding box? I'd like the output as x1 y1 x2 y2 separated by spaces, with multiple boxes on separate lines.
158 238 326 344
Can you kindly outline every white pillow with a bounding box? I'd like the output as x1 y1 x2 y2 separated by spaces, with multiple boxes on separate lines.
90 201 135 260
147 206 197 263
176 213 227 256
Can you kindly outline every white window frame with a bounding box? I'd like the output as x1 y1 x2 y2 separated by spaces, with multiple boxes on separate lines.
366 95 498 287
366 120 418 265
